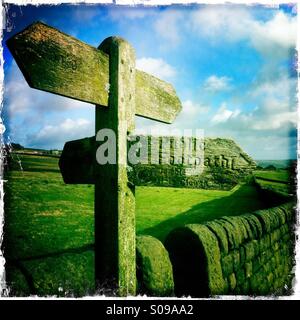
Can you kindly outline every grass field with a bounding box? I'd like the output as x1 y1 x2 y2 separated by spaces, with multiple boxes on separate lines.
254 169 294 195
2 154 280 296
254 170 291 183
136 184 268 241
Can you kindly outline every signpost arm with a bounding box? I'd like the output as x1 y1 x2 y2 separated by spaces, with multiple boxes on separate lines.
94 37 136 296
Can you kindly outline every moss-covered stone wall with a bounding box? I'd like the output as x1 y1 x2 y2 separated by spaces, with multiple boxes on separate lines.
141 201 295 297
164 201 295 296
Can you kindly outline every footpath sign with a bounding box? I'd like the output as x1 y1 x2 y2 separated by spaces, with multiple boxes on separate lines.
7 22 183 296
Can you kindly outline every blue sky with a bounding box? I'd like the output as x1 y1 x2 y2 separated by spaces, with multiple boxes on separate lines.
2 3 298 159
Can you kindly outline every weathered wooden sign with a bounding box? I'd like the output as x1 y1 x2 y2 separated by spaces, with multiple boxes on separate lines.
7 22 181 124
7 22 182 296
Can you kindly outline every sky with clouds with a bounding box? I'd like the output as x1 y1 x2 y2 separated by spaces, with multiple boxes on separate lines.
2 3 298 160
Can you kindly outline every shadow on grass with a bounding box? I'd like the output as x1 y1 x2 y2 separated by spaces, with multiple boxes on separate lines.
139 184 275 242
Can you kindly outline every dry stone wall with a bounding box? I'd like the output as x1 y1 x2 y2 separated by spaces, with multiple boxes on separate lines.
139 202 296 297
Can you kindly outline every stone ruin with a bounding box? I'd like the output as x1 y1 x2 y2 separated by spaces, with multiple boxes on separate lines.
128 136 257 190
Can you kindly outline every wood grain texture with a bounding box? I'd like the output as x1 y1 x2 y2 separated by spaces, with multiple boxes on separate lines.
135 71 181 123
7 21 182 123
94 37 136 296
6 22 109 106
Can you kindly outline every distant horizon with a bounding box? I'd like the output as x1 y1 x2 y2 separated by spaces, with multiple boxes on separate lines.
8 141 297 162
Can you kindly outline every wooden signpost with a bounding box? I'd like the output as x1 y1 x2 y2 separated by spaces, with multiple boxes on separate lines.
7 22 182 296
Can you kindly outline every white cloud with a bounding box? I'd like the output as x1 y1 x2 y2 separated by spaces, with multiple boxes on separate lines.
172 100 210 131
210 80 297 131
190 6 251 42
4 62 94 148
136 57 176 80
72 6 102 22
5 63 93 116
153 10 183 47
203 75 232 92
251 111 297 130
250 75 297 109
181 100 210 116
136 99 210 136
0 122 5 135
250 11 297 58
108 7 155 21
211 103 240 124
28 118 93 149
190 7 297 59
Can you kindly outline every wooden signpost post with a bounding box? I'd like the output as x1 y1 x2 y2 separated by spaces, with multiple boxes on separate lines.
7 22 182 296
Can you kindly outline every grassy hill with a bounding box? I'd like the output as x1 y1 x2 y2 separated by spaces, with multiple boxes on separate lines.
2 153 289 296
255 159 295 169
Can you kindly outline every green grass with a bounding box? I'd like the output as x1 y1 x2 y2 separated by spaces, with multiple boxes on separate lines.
254 169 294 196
3 153 270 295
4 156 94 260
254 170 291 183
136 184 267 241
4 154 269 257
255 179 292 195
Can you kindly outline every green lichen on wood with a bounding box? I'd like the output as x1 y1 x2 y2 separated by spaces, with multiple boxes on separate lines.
7 21 182 124
7 21 109 106
94 37 136 296
136 235 174 297
135 71 182 123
